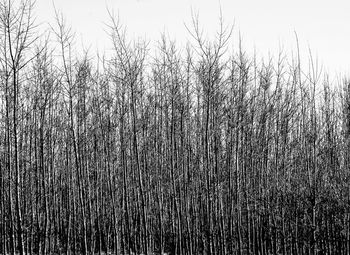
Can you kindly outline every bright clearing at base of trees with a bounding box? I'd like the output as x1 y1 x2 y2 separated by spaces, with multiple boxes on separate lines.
0 1 350 255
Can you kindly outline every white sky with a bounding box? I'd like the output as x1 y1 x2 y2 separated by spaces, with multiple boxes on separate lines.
34 0 350 77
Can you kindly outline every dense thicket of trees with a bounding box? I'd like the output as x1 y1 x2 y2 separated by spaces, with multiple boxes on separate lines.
1 1 350 254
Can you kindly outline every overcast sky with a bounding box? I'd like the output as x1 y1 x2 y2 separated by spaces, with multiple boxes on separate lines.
34 0 350 76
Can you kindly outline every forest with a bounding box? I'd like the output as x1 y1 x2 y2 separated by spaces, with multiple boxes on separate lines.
1 0 350 254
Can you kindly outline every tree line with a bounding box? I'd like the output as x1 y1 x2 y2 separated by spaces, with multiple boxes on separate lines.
0 1 350 254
